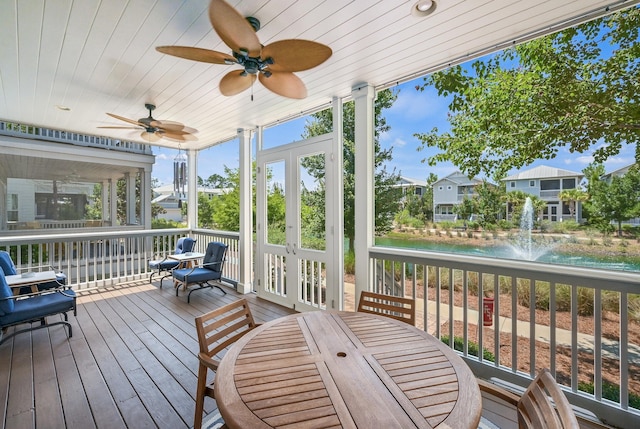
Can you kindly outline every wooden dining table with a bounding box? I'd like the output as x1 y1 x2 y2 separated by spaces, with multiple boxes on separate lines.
214 310 482 428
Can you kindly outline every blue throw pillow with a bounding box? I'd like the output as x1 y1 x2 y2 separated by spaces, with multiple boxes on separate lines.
0 270 14 316
0 251 17 275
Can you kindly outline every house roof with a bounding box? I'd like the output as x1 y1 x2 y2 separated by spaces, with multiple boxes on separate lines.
603 162 637 178
502 165 584 181
398 176 427 187
433 171 483 187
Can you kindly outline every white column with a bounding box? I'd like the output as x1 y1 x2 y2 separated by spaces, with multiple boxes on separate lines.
110 178 118 225
238 128 253 294
187 149 198 229
101 180 109 224
330 96 345 310
0 177 6 230
142 167 152 229
352 84 375 307
126 172 136 224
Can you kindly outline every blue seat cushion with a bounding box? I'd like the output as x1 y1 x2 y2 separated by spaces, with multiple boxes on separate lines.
172 267 222 284
148 259 179 271
0 251 17 275
0 271 14 316
0 290 76 326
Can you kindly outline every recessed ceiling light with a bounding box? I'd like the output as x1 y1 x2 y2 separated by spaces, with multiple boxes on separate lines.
411 0 437 17
56 104 71 111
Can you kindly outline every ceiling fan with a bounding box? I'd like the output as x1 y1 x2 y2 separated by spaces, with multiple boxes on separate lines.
98 103 198 143
155 0 332 99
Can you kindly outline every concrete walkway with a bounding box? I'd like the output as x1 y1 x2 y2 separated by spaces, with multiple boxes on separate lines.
344 283 640 365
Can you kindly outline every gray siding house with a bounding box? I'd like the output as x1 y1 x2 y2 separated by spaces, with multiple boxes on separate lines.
432 172 483 223
502 165 584 222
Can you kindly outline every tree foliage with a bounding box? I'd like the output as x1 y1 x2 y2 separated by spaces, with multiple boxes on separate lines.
415 8 640 180
302 89 403 253
584 164 640 235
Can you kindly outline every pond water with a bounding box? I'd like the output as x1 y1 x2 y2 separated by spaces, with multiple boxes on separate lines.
374 236 640 273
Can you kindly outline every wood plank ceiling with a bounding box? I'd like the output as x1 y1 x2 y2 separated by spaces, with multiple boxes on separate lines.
0 0 636 152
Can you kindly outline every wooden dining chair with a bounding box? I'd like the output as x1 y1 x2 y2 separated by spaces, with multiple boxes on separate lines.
357 290 416 325
193 299 258 429
478 368 579 429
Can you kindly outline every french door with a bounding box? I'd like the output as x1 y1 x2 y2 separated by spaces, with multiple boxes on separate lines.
255 133 341 312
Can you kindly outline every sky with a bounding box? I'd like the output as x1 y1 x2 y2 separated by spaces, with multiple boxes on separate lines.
150 76 636 188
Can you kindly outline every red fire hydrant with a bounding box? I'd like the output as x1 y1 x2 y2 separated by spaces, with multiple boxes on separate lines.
482 297 494 326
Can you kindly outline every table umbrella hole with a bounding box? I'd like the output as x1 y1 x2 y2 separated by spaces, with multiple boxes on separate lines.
337 352 347 358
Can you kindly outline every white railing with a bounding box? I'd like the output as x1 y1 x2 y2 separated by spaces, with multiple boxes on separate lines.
0 229 240 291
0 119 151 154
369 246 640 428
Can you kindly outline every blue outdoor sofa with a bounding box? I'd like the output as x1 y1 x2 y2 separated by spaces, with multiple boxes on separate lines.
0 269 76 345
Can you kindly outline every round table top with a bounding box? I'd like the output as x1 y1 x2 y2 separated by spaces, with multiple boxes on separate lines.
214 310 482 429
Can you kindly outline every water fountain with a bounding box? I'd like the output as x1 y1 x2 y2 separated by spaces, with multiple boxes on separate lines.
509 197 556 261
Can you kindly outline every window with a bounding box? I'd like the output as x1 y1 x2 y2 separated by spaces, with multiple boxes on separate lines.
7 194 18 222
529 180 535 187
562 178 576 189
438 186 443 190
510 182 515 188
447 185 452 190
540 179 560 190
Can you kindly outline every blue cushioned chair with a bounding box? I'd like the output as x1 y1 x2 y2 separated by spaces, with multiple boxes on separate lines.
148 237 195 287
172 241 228 303
0 269 76 345
0 250 67 294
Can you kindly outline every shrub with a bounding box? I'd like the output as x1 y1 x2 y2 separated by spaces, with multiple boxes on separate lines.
440 335 495 362
344 251 355 274
498 220 514 231
151 218 184 229
578 380 640 409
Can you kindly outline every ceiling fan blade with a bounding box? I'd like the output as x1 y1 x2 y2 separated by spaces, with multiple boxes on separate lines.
150 119 185 132
259 71 307 99
209 0 261 57
161 131 198 142
220 70 257 96
140 131 161 143
106 112 143 127
262 40 332 72
152 121 199 135
155 46 236 64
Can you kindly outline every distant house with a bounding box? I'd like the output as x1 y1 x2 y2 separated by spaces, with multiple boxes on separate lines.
6 178 96 229
152 184 228 222
602 163 639 226
432 172 484 222
502 165 584 222
395 176 427 205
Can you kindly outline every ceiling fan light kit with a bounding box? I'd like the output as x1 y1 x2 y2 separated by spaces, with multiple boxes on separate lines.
98 103 198 143
155 0 332 99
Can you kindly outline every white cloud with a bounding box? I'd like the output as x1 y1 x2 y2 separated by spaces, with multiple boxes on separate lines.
392 137 407 148
156 153 169 161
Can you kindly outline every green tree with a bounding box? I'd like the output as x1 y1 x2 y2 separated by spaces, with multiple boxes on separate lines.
453 197 476 225
211 165 244 231
504 191 545 226
207 163 284 233
558 188 589 220
473 180 504 227
196 192 216 228
585 164 640 236
302 88 403 253
414 8 640 180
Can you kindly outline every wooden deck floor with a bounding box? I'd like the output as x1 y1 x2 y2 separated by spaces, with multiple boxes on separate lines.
0 280 295 429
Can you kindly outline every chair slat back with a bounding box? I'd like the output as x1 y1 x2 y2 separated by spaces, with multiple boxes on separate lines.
357 291 416 325
517 369 579 429
194 299 257 370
